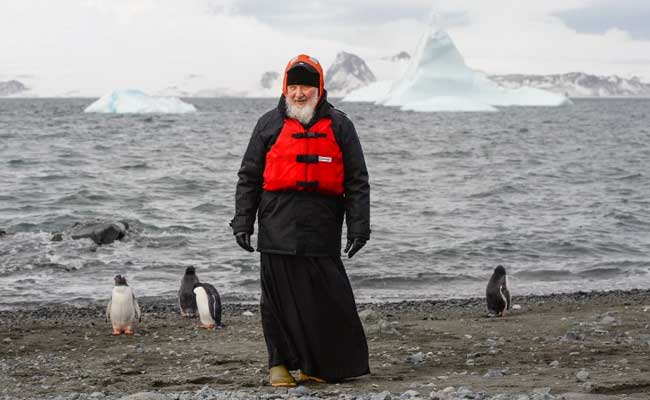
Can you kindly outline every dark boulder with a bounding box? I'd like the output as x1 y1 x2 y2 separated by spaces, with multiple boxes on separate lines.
71 221 129 245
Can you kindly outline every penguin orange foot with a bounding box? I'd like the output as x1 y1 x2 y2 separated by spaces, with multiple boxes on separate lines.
269 365 297 387
112 328 122 335
200 323 215 329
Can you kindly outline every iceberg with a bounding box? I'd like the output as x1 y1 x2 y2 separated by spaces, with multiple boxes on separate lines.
343 21 572 112
84 89 197 114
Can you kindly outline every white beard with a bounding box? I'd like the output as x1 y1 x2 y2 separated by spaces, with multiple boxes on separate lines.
286 93 318 125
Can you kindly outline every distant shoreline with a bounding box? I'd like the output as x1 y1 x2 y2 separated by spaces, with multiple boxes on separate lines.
2 286 650 312
3 287 650 313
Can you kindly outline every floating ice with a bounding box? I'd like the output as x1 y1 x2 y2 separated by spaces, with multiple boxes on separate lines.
343 21 571 112
84 89 197 114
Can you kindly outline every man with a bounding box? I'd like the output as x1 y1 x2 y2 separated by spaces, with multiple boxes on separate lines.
230 54 370 386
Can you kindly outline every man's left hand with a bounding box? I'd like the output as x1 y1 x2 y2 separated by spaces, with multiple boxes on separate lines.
344 238 367 258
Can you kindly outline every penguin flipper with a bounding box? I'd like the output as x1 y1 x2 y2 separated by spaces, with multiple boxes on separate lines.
177 290 183 315
213 293 222 327
133 293 142 322
106 297 112 322
502 286 511 310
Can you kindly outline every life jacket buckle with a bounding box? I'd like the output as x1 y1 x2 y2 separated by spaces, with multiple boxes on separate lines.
292 132 327 139
296 154 319 163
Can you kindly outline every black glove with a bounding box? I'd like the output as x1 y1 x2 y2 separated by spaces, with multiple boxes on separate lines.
235 232 254 252
344 237 367 258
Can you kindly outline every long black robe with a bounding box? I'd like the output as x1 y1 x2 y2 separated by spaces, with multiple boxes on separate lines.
260 253 369 382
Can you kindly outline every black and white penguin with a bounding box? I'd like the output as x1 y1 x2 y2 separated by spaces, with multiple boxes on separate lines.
193 283 223 329
178 266 200 317
106 275 141 335
486 265 511 317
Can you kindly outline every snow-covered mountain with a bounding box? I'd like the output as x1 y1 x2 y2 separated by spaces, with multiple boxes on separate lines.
260 71 280 90
343 21 570 112
324 52 376 97
0 80 29 97
490 72 650 97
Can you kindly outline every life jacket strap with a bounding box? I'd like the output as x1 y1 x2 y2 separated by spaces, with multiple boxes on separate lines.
296 181 319 189
292 132 327 139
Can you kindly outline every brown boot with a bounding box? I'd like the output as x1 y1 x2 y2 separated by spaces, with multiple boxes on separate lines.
269 365 296 387
298 370 327 383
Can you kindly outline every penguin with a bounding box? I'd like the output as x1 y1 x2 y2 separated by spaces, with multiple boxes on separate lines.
106 275 141 335
193 282 223 329
178 266 200 317
486 265 511 317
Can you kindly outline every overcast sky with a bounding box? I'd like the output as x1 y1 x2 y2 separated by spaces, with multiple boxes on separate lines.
1 0 649 95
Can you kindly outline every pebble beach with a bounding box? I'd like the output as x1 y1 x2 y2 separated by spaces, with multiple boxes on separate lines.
2 289 650 400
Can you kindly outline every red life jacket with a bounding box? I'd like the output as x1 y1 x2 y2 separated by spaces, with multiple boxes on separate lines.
263 117 344 196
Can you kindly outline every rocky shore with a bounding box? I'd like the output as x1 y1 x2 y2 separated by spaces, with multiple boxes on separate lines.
2 290 650 400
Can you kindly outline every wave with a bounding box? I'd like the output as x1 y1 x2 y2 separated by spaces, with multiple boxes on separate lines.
352 272 483 289
119 162 149 170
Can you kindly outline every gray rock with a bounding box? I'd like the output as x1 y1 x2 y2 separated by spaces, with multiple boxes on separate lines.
406 352 425 364
531 387 554 400
120 393 167 400
71 221 129 245
557 394 624 400
399 390 420 399
575 370 589 382
549 360 560 368
456 386 475 398
51 232 64 241
371 391 392 400
483 368 508 378
562 332 585 341
359 309 381 322
429 387 455 400
288 386 309 396
379 319 400 335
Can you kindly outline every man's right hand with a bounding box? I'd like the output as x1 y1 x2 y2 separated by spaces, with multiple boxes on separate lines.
235 232 254 252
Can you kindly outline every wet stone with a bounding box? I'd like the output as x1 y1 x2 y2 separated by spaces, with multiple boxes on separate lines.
399 390 420 399
288 386 309 396
370 391 392 400
575 370 590 382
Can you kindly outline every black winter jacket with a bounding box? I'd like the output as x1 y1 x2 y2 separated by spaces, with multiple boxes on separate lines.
230 92 370 256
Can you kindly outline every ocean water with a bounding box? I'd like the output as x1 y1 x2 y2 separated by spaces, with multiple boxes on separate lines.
1 98 650 309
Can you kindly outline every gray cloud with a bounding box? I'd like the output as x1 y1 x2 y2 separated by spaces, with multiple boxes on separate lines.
225 0 467 27
556 0 650 40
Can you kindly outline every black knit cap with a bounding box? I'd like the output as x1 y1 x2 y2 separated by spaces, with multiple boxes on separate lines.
286 62 320 88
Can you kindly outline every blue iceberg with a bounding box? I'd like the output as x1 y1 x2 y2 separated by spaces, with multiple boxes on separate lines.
84 89 197 114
